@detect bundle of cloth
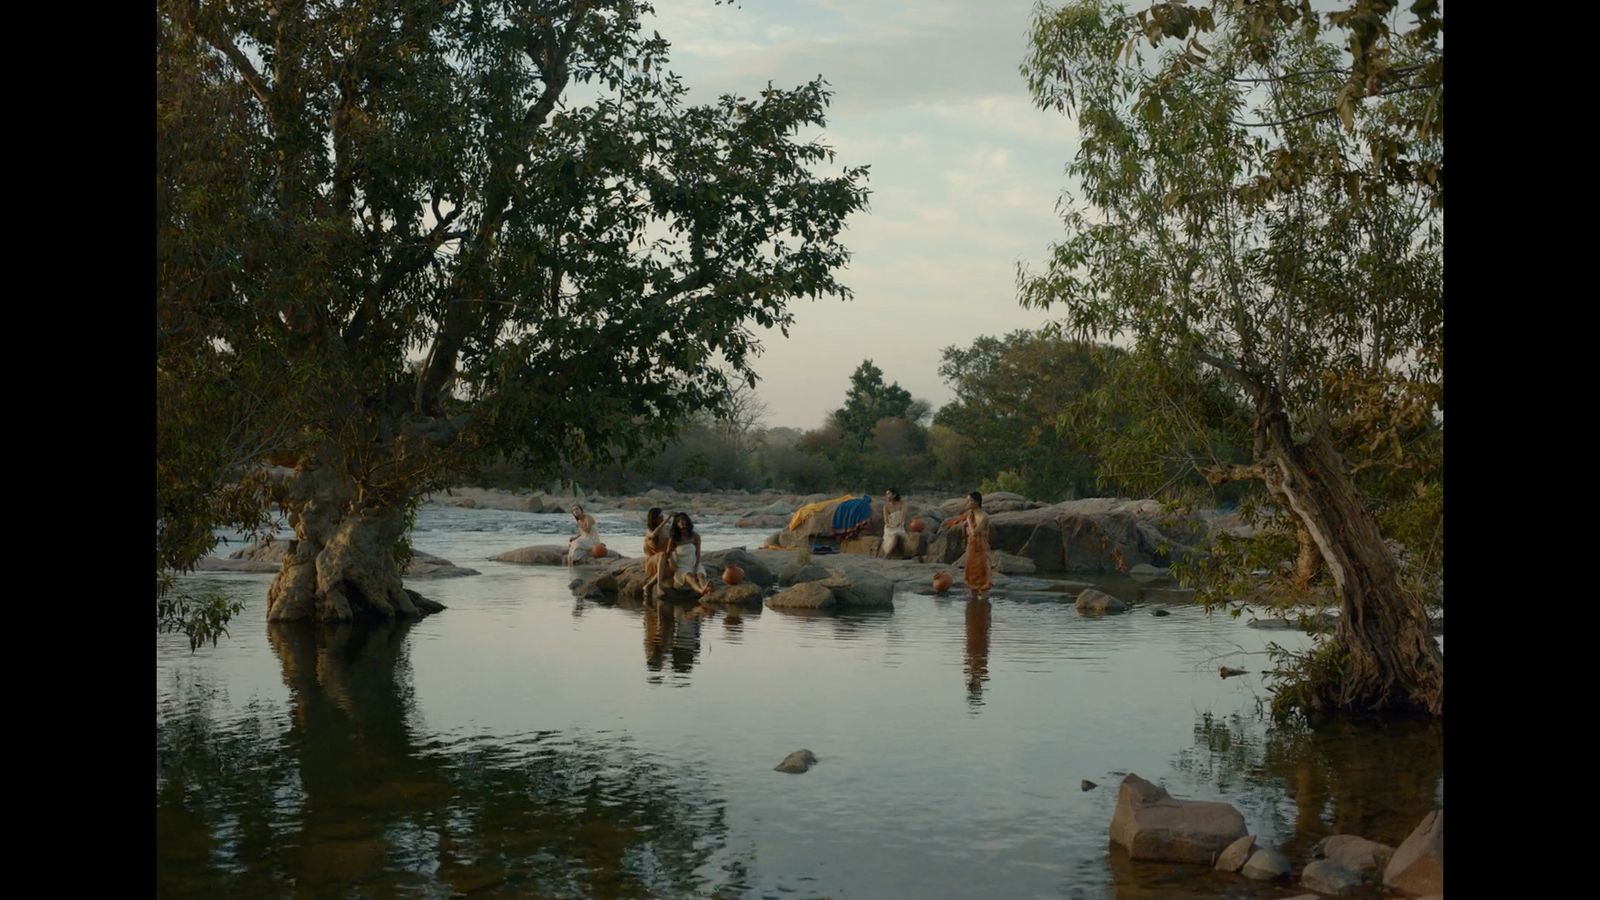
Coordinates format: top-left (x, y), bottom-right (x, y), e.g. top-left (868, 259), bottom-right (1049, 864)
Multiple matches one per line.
top-left (785, 494), bottom-right (874, 541)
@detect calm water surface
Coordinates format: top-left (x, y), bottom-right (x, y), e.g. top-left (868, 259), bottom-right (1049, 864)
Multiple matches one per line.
top-left (157, 506), bottom-right (1443, 898)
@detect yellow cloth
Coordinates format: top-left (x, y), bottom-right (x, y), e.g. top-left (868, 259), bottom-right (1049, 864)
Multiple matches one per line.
top-left (786, 493), bottom-right (857, 532)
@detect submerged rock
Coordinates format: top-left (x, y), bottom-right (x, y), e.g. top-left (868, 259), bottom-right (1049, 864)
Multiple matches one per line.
top-left (1076, 589), bottom-right (1129, 615)
top-left (774, 749), bottom-right (817, 774)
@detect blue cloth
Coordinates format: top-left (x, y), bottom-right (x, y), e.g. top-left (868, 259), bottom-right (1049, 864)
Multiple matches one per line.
top-left (831, 496), bottom-right (873, 536)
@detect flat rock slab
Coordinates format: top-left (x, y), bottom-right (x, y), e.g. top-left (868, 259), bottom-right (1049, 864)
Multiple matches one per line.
top-left (774, 749), bottom-right (817, 774)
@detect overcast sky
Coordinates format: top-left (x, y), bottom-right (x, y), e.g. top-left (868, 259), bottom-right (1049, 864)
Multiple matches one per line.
top-left (642, 0), bottom-right (1082, 429)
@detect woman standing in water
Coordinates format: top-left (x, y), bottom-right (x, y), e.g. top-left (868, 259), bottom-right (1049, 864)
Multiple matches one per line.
top-left (944, 491), bottom-right (993, 600)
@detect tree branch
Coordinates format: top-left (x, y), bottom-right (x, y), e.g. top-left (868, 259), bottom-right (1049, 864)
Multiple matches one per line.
top-left (415, 0), bottom-right (596, 413)
top-left (1230, 84), bottom-right (1433, 130)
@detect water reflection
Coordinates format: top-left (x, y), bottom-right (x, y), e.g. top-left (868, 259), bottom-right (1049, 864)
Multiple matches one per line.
top-left (1176, 711), bottom-right (1444, 858)
top-left (642, 602), bottom-right (706, 677)
top-left (964, 598), bottom-right (991, 711)
top-left (156, 620), bottom-right (745, 897)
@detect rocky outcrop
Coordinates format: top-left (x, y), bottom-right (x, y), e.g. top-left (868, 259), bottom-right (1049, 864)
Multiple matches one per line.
top-left (1109, 774), bottom-right (1248, 864)
top-left (196, 539), bottom-right (480, 578)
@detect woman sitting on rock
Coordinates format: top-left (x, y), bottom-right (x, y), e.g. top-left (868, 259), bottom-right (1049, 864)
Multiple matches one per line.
top-left (640, 507), bottom-right (675, 598)
top-left (667, 512), bottom-right (714, 598)
top-left (879, 489), bottom-right (910, 559)
top-left (943, 491), bottom-right (993, 600)
top-left (566, 505), bottom-right (600, 565)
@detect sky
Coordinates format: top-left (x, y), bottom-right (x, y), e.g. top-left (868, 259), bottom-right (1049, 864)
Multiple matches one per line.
top-left (640, 0), bottom-right (1084, 429)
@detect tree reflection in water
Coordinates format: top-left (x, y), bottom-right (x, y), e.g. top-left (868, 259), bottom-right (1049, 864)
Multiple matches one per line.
top-left (156, 620), bottom-right (748, 897)
top-left (1175, 710), bottom-right (1443, 858)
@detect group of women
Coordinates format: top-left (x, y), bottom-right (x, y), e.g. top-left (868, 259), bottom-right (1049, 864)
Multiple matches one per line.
top-left (569, 489), bottom-right (995, 602)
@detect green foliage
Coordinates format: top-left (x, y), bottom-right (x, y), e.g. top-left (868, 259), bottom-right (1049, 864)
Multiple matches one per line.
top-left (157, 0), bottom-right (869, 630)
top-left (1020, 0), bottom-right (1443, 716)
top-left (935, 329), bottom-right (1129, 501)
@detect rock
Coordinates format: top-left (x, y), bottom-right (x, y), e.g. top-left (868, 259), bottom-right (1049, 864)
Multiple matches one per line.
top-left (703, 548), bottom-right (776, 587)
top-left (490, 544), bottom-right (622, 565)
top-left (404, 551), bottom-right (481, 578)
top-left (1215, 835), bottom-right (1256, 873)
top-left (735, 514), bottom-right (791, 528)
top-left (1383, 810), bottom-right (1442, 895)
top-left (1219, 666), bottom-right (1248, 678)
top-left (1081, 779), bottom-right (1097, 792)
top-left (822, 572), bottom-right (895, 607)
top-left (1151, 608), bottom-right (1171, 617)
top-left (1108, 773), bottom-right (1248, 864)
top-left (774, 749), bottom-right (817, 774)
top-left (404, 589), bottom-right (447, 615)
top-left (766, 582), bottom-right (836, 610)
top-left (1128, 563), bottom-right (1170, 580)
top-left (1317, 835), bottom-right (1394, 879)
top-left (703, 583), bottom-right (764, 606)
top-left (778, 561), bottom-right (831, 585)
top-left (1248, 612), bottom-right (1337, 633)
top-left (1076, 588), bottom-right (1129, 615)
top-left (198, 540), bottom-right (478, 578)
top-left (953, 549), bottom-right (1037, 575)
top-left (1240, 847), bottom-right (1291, 881)
top-left (1301, 860), bottom-right (1362, 895)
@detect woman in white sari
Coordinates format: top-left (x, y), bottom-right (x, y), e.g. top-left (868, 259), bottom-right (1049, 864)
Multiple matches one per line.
top-left (879, 489), bottom-right (910, 559)
top-left (566, 505), bottom-right (600, 564)
top-left (667, 512), bottom-right (713, 598)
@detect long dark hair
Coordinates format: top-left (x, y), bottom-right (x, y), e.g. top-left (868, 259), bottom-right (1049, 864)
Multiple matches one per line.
top-left (670, 512), bottom-right (695, 543)
top-left (886, 488), bottom-right (901, 502)
top-left (968, 491), bottom-right (983, 507)
top-left (646, 507), bottom-right (665, 531)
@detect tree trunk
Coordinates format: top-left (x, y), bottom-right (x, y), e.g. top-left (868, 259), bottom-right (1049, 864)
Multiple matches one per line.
top-left (1291, 519), bottom-right (1321, 588)
top-left (1260, 415), bottom-right (1443, 716)
top-left (266, 457), bottom-right (438, 622)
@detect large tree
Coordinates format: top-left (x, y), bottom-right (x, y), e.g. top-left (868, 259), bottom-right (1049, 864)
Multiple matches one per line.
top-left (934, 329), bottom-right (1128, 501)
top-left (157, 0), bottom-right (869, 631)
top-left (1019, 0), bottom-right (1442, 717)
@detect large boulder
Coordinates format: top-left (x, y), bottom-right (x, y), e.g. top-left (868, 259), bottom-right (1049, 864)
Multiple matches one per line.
top-left (821, 572), bottom-right (895, 607)
top-left (952, 549), bottom-right (1036, 575)
top-left (1215, 835), bottom-right (1256, 873)
top-left (1383, 810), bottom-right (1442, 895)
top-left (491, 544), bottom-right (622, 566)
top-left (1317, 835), bottom-right (1394, 879)
top-left (703, 548), bottom-right (777, 588)
top-left (919, 501), bottom-right (1204, 575)
top-left (702, 583), bottom-right (764, 606)
top-left (778, 561), bottom-right (832, 585)
top-left (736, 514), bottom-right (791, 528)
top-left (937, 492), bottom-right (1041, 515)
top-left (1300, 860), bottom-right (1362, 895)
top-left (1108, 774), bottom-right (1248, 864)
top-left (1240, 847), bottom-right (1291, 881)
top-left (767, 582), bottom-right (836, 610)
top-left (196, 539), bottom-right (479, 577)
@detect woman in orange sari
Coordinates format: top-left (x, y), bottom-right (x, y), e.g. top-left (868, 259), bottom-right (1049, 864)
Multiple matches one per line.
top-left (640, 507), bottom-right (674, 600)
top-left (944, 491), bottom-right (993, 600)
